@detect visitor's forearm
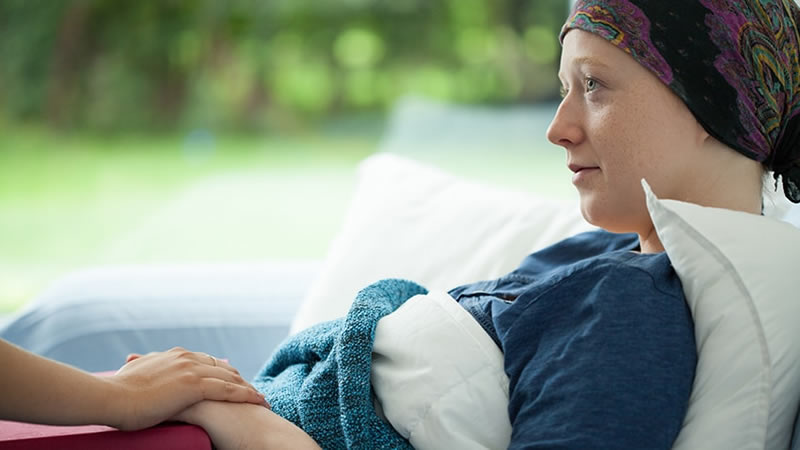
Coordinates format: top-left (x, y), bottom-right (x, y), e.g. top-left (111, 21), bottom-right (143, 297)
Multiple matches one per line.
top-left (0, 340), bottom-right (123, 426)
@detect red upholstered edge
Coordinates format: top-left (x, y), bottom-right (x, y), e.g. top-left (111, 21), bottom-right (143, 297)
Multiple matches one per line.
top-left (0, 421), bottom-right (211, 450)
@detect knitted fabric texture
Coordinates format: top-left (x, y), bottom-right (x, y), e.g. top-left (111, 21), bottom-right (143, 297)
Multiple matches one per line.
top-left (253, 278), bottom-right (428, 450)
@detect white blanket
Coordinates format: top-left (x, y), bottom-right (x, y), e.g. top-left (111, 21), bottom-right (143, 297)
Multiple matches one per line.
top-left (371, 290), bottom-right (511, 449)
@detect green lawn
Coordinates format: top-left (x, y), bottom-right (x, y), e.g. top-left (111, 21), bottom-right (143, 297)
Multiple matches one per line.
top-left (0, 121), bottom-right (573, 314)
top-left (0, 125), bottom-right (378, 313)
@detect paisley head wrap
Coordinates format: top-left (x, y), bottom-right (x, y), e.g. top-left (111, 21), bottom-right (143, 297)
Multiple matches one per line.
top-left (561, 0), bottom-right (800, 203)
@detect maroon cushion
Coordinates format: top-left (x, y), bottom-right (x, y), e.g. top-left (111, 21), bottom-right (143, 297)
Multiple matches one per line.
top-left (0, 421), bottom-right (211, 450)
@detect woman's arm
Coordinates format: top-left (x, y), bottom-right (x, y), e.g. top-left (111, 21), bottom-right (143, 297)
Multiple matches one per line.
top-left (175, 400), bottom-right (321, 450)
top-left (0, 339), bottom-right (266, 430)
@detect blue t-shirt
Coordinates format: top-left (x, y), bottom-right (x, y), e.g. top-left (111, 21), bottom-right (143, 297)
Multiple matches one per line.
top-left (448, 230), bottom-right (697, 449)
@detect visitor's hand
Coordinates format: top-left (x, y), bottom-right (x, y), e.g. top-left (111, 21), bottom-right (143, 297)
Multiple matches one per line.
top-left (175, 400), bottom-right (320, 450)
top-left (104, 347), bottom-right (267, 431)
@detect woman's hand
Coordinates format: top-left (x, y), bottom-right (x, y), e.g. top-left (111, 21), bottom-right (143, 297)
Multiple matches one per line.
top-left (0, 340), bottom-right (265, 429)
top-left (105, 347), bottom-right (267, 431)
top-left (175, 400), bottom-right (320, 450)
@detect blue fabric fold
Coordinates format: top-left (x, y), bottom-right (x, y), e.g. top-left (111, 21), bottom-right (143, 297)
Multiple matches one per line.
top-left (253, 278), bottom-right (427, 450)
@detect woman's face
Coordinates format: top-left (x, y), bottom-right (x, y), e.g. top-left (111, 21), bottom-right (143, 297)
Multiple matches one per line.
top-left (547, 30), bottom-right (709, 236)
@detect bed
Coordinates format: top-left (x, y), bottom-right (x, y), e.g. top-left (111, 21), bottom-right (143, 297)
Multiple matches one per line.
top-left (3, 97), bottom-right (800, 449)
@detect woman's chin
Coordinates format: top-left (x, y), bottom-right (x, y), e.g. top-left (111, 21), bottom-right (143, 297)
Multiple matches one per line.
top-left (579, 202), bottom-right (622, 233)
top-left (577, 196), bottom-right (602, 226)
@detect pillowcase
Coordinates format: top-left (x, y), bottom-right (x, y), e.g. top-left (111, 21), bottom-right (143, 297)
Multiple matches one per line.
top-left (289, 153), bottom-right (594, 334)
top-left (643, 180), bottom-right (800, 450)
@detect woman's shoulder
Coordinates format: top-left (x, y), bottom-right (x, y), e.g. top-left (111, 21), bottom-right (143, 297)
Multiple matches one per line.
top-left (512, 230), bottom-right (677, 290)
top-left (493, 246), bottom-right (688, 339)
top-left (449, 230), bottom-right (674, 301)
top-left (495, 249), bottom-right (694, 370)
top-left (498, 254), bottom-right (697, 450)
top-left (517, 250), bottom-right (683, 312)
top-left (528, 229), bottom-right (640, 264)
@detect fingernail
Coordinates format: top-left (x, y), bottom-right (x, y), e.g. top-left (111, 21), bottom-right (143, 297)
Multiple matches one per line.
top-left (257, 392), bottom-right (270, 409)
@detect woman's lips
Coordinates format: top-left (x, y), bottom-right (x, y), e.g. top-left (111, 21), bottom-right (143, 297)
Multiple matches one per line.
top-left (568, 164), bottom-right (600, 184)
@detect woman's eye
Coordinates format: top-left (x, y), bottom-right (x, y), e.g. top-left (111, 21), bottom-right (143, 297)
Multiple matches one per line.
top-left (586, 78), bottom-right (598, 92)
top-left (559, 86), bottom-right (568, 98)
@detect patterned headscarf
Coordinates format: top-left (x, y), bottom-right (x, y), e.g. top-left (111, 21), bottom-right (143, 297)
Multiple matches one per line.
top-left (561, 0), bottom-right (800, 203)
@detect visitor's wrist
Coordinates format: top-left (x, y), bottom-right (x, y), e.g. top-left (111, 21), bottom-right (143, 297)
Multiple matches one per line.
top-left (95, 375), bottom-right (130, 430)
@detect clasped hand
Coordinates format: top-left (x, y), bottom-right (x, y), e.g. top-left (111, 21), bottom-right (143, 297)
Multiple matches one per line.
top-left (110, 347), bottom-right (268, 431)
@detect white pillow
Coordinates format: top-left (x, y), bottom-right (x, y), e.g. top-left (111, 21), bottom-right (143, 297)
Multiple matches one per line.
top-left (643, 180), bottom-right (800, 450)
top-left (289, 153), bottom-right (593, 334)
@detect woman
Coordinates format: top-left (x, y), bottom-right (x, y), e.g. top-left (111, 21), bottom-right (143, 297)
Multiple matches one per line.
top-left (173, 0), bottom-right (800, 448)
top-left (0, 340), bottom-right (267, 431)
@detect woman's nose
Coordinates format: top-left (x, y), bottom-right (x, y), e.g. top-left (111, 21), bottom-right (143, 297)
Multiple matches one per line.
top-left (546, 97), bottom-right (583, 149)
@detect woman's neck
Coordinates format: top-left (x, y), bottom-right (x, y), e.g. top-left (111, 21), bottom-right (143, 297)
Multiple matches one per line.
top-left (682, 142), bottom-right (764, 215)
top-left (639, 228), bottom-right (665, 254)
top-left (637, 156), bottom-right (763, 254)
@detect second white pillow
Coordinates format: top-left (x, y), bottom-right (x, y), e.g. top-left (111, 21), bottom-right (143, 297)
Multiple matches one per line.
top-left (290, 154), bottom-right (593, 334)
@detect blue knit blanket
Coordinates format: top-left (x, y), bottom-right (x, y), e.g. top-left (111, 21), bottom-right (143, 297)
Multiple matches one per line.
top-left (252, 279), bottom-right (428, 450)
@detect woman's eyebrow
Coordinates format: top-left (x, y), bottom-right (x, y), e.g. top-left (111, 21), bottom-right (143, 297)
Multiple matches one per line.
top-left (558, 56), bottom-right (611, 82)
top-left (571, 56), bottom-right (611, 71)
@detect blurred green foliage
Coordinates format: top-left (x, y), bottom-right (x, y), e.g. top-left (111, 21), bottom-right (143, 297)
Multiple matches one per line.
top-left (0, 0), bottom-right (567, 131)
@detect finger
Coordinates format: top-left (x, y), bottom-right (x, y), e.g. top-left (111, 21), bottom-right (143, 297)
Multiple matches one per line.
top-left (199, 378), bottom-right (269, 406)
top-left (210, 357), bottom-right (239, 374)
top-left (191, 364), bottom-right (258, 392)
top-left (192, 352), bottom-right (240, 376)
top-left (190, 365), bottom-right (265, 402)
top-left (126, 353), bottom-right (142, 363)
top-left (177, 350), bottom-right (239, 375)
